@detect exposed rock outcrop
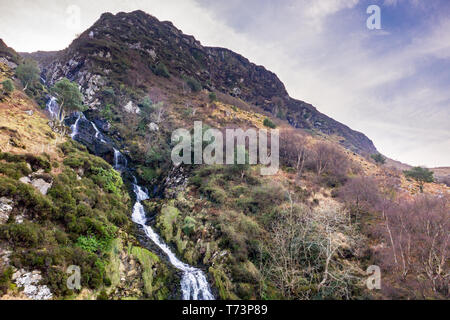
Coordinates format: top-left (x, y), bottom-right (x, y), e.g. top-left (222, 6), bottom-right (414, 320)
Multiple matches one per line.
top-left (12, 269), bottom-right (53, 300)
top-left (19, 171), bottom-right (53, 196)
top-left (65, 113), bottom-right (115, 163)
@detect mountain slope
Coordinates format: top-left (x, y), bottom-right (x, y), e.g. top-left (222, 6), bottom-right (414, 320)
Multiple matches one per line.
top-left (3, 10), bottom-right (447, 300)
top-left (29, 10), bottom-right (376, 154)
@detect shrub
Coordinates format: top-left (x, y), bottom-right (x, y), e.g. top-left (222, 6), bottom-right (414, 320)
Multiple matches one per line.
top-left (263, 118), bottom-right (276, 129)
top-left (371, 153), bottom-right (386, 165)
top-left (203, 185), bottom-right (227, 204)
top-left (311, 142), bottom-right (350, 187)
top-left (2, 79), bottom-right (14, 96)
top-left (338, 175), bottom-right (380, 217)
top-left (209, 92), bottom-right (217, 102)
top-left (0, 222), bottom-right (40, 247)
top-left (15, 60), bottom-right (40, 90)
top-left (0, 267), bottom-right (13, 295)
top-left (138, 96), bottom-right (153, 113)
top-left (91, 167), bottom-right (123, 196)
top-left (182, 216), bottom-right (196, 236)
top-left (97, 289), bottom-right (109, 300)
top-left (153, 62), bottom-right (170, 78)
top-left (0, 160), bottom-right (31, 179)
top-left (404, 166), bottom-right (434, 192)
top-left (185, 76), bottom-right (202, 92)
top-left (0, 152), bottom-right (51, 173)
top-left (374, 194), bottom-right (449, 298)
top-left (76, 235), bottom-right (109, 254)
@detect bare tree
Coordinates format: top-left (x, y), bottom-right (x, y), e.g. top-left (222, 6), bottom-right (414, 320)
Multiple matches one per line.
top-left (280, 129), bottom-right (310, 177)
top-left (375, 194), bottom-right (449, 298)
top-left (261, 193), bottom-right (362, 299)
top-left (311, 141), bottom-right (349, 178)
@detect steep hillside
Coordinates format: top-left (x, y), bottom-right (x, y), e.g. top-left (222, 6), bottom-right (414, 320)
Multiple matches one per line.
top-left (0, 39), bottom-right (22, 69)
top-left (0, 63), bottom-right (177, 300)
top-left (29, 10), bottom-right (376, 154)
top-left (1, 10), bottom-right (447, 300)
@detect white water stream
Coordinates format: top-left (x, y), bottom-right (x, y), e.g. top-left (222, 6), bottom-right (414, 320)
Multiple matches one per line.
top-left (68, 106), bottom-right (214, 300)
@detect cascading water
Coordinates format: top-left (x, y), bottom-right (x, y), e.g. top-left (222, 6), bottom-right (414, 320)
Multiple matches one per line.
top-left (91, 122), bottom-right (107, 143)
top-left (70, 113), bottom-right (82, 139)
top-left (113, 148), bottom-right (127, 169)
top-left (70, 113), bottom-right (214, 300)
top-left (46, 97), bottom-right (60, 120)
top-left (130, 182), bottom-right (214, 300)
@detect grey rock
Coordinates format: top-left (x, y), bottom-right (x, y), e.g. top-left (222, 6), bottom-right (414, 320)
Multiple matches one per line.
top-left (148, 122), bottom-right (159, 131)
top-left (13, 269), bottom-right (53, 300)
top-left (0, 197), bottom-right (13, 224)
top-left (19, 176), bottom-right (31, 184)
top-left (123, 101), bottom-right (140, 114)
top-left (31, 178), bottom-right (52, 195)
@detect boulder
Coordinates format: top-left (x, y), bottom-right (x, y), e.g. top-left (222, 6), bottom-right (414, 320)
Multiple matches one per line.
top-left (123, 101), bottom-right (140, 114)
top-left (19, 176), bottom-right (31, 184)
top-left (31, 178), bottom-right (52, 195)
top-left (12, 269), bottom-right (53, 300)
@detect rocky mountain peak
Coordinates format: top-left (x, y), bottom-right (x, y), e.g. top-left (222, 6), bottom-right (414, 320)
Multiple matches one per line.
top-left (26, 10), bottom-right (376, 154)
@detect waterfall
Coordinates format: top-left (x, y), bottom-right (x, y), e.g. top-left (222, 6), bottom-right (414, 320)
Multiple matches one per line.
top-left (91, 122), bottom-right (107, 143)
top-left (70, 113), bottom-right (82, 139)
top-left (68, 112), bottom-right (214, 300)
top-left (46, 97), bottom-right (60, 120)
top-left (113, 148), bottom-right (127, 169)
top-left (131, 183), bottom-right (214, 300)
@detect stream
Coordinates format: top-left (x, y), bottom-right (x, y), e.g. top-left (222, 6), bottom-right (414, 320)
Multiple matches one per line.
top-left (46, 99), bottom-right (214, 300)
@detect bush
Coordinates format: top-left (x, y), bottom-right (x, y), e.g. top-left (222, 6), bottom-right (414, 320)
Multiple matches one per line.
top-left (15, 60), bottom-right (40, 90)
top-left (0, 160), bottom-right (32, 179)
top-left (404, 166), bottom-right (434, 192)
top-left (0, 222), bottom-right (40, 247)
top-left (138, 96), bottom-right (153, 112)
top-left (153, 62), bottom-right (170, 78)
top-left (185, 76), bottom-right (202, 92)
top-left (2, 79), bottom-right (14, 96)
top-left (263, 118), bottom-right (276, 129)
top-left (0, 267), bottom-right (13, 295)
top-left (182, 216), bottom-right (196, 236)
top-left (76, 235), bottom-right (110, 254)
top-left (0, 152), bottom-right (51, 173)
top-left (91, 167), bottom-right (123, 196)
top-left (209, 92), bottom-right (217, 102)
top-left (97, 289), bottom-right (109, 300)
top-left (370, 153), bottom-right (386, 165)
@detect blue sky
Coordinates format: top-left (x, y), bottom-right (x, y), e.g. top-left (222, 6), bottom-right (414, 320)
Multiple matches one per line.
top-left (0, 0), bottom-right (449, 166)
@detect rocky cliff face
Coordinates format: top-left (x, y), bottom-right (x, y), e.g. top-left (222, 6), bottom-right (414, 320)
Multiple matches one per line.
top-left (0, 39), bottom-right (21, 69)
top-left (27, 10), bottom-right (376, 154)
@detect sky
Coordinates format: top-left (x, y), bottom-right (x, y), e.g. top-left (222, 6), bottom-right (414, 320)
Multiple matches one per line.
top-left (0, 0), bottom-right (449, 167)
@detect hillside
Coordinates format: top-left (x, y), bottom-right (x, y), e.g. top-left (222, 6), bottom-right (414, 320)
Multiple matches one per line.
top-left (0, 63), bottom-right (177, 300)
top-left (0, 10), bottom-right (448, 301)
top-left (29, 10), bottom-right (376, 155)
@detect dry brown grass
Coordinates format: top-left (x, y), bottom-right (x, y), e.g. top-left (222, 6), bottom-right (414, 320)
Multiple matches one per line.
top-left (0, 63), bottom-right (65, 170)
